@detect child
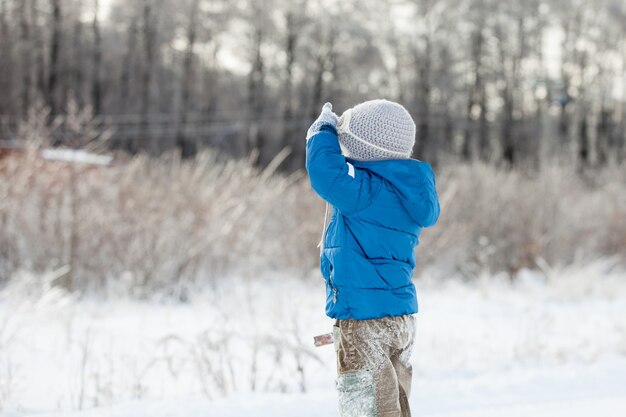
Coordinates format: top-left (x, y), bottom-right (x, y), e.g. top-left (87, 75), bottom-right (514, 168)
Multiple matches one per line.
top-left (305, 100), bottom-right (440, 417)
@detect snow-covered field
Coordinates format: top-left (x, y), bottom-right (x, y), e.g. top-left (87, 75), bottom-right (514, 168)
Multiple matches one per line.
top-left (1, 260), bottom-right (625, 416)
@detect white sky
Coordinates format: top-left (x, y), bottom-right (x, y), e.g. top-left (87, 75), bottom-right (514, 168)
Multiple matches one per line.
top-left (543, 26), bottom-right (564, 80)
top-left (98, 0), bottom-right (114, 20)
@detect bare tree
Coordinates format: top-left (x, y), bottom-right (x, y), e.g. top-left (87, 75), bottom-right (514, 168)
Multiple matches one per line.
top-left (176, 0), bottom-right (201, 158)
top-left (0, 0), bottom-right (14, 115)
top-left (280, 1), bottom-right (307, 170)
top-left (19, 0), bottom-right (35, 115)
top-left (48, 0), bottom-right (63, 116)
top-left (70, 0), bottom-right (85, 107)
top-left (244, 0), bottom-right (274, 163)
top-left (412, 0), bottom-right (434, 163)
top-left (92, 0), bottom-right (103, 115)
top-left (120, 14), bottom-right (138, 116)
top-left (495, 3), bottom-right (529, 166)
top-left (140, 0), bottom-right (160, 154)
top-left (463, 0), bottom-right (489, 161)
top-left (31, 0), bottom-right (47, 103)
top-left (621, 30), bottom-right (626, 163)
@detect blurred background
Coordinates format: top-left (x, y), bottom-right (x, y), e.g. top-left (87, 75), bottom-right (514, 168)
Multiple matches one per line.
top-left (0, 0), bottom-right (625, 416)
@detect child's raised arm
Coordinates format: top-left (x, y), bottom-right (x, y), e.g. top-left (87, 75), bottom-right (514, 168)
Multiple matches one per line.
top-left (305, 103), bottom-right (381, 215)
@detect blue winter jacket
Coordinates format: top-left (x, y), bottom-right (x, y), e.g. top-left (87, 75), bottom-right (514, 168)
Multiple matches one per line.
top-left (305, 125), bottom-right (440, 320)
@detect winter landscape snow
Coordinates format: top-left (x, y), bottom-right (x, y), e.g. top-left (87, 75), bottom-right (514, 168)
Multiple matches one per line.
top-left (1, 0), bottom-right (626, 415)
top-left (1, 260), bottom-right (625, 417)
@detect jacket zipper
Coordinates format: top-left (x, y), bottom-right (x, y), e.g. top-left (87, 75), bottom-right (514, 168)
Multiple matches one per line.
top-left (329, 273), bottom-right (338, 304)
top-left (320, 203), bottom-right (336, 304)
top-left (328, 260), bottom-right (337, 304)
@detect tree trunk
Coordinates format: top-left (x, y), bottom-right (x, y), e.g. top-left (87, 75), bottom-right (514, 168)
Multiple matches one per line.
top-left (495, 22), bottom-right (513, 165)
top-left (414, 35), bottom-right (432, 163)
top-left (71, 0), bottom-right (84, 107)
top-left (120, 16), bottom-right (137, 114)
top-left (31, 0), bottom-right (47, 103)
top-left (558, 19), bottom-right (573, 144)
top-left (463, 20), bottom-right (486, 161)
top-left (281, 9), bottom-right (300, 170)
top-left (0, 0), bottom-right (13, 115)
top-left (413, 0), bottom-right (434, 164)
top-left (48, 0), bottom-right (62, 116)
top-left (303, 29), bottom-right (335, 168)
top-left (19, 0), bottom-right (34, 116)
top-left (177, 0), bottom-right (200, 158)
top-left (596, 104), bottom-right (610, 166)
top-left (532, 2), bottom-right (547, 169)
top-left (575, 39), bottom-right (589, 169)
top-left (309, 30), bottom-right (336, 118)
top-left (615, 37), bottom-right (626, 164)
top-left (247, 25), bottom-right (265, 162)
top-left (435, 44), bottom-right (454, 154)
top-left (92, 0), bottom-right (103, 115)
top-left (513, 15), bottom-right (528, 164)
top-left (499, 14), bottom-right (527, 167)
top-left (141, 0), bottom-right (157, 154)
top-left (119, 15), bottom-right (138, 152)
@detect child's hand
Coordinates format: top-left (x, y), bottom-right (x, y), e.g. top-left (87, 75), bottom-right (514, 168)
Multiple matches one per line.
top-left (306, 102), bottom-right (339, 140)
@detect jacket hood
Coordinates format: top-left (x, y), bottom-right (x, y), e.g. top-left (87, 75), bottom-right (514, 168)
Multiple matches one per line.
top-left (347, 158), bottom-right (440, 226)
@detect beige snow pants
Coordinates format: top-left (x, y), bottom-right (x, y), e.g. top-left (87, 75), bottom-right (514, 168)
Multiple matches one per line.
top-left (333, 315), bottom-right (416, 417)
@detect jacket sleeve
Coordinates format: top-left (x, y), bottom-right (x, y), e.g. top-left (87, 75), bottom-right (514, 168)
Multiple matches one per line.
top-left (417, 163), bottom-right (440, 227)
top-left (419, 183), bottom-right (440, 228)
top-left (305, 126), bottom-right (380, 215)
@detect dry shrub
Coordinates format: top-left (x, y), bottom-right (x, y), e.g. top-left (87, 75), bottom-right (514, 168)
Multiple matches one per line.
top-left (0, 143), bottom-right (323, 294)
top-left (1, 131), bottom-right (624, 293)
top-left (417, 159), bottom-right (626, 279)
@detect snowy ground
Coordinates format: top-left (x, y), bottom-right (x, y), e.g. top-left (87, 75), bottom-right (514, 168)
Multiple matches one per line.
top-left (1, 260), bottom-right (625, 416)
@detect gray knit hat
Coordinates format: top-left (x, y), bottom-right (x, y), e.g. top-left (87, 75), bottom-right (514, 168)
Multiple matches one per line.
top-left (337, 99), bottom-right (416, 161)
